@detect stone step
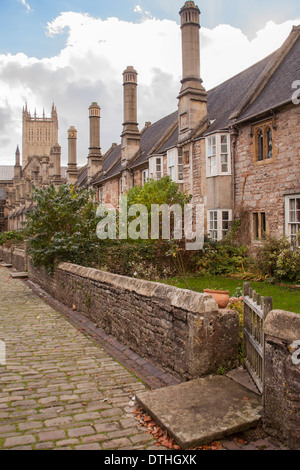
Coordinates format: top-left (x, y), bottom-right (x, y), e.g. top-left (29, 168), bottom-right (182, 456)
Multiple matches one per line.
top-left (10, 272), bottom-right (28, 279)
top-left (0, 263), bottom-right (12, 267)
top-left (136, 374), bottom-right (262, 449)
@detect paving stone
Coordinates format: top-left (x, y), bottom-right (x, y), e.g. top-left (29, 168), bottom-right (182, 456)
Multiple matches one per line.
top-left (68, 426), bottom-right (95, 438)
top-left (38, 430), bottom-right (66, 442)
top-left (3, 434), bottom-right (36, 448)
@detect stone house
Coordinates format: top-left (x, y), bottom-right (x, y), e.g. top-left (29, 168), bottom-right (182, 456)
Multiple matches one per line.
top-left (86, 1), bottom-right (300, 248)
top-left (2, 1), bottom-right (300, 248)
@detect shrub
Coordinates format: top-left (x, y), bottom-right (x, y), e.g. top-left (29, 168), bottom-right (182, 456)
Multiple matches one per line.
top-left (25, 184), bottom-right (101, 271)
top-left (195, 238), bottom-right (249, 276)
top-left (0, 230), bottom-right (25, 247)
top-left (256, 236), bottom-right (300, 281)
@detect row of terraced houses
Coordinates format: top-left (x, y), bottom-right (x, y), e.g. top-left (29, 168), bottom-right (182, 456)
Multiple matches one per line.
top-left (0, 1), bottom-right (299, 248)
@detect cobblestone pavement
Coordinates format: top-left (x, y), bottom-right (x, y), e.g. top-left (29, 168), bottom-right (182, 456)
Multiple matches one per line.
top-left (0, 267), bottom-right (289, 451)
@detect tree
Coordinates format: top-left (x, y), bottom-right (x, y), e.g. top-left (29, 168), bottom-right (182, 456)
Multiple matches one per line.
top-left (25, 184), bottom-right (100, 270)
top-left (125, 176), bottom-right (192, 241)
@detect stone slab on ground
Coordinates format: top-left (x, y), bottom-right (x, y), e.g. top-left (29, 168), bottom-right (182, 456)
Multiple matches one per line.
top-left (0, 263), bottom-right (12, 267)
top-left (10, 271), bottom-right (28, 278)
top-left (226, 367), bottom-right (261, 396)
top-left (136, 375), bottom-right (263, 449)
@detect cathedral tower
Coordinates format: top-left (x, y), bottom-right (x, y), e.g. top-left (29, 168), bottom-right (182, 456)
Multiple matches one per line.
top-left (22, 103), bottom-right (59, 168)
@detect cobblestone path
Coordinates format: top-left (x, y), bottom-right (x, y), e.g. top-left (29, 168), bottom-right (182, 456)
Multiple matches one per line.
top-left (0, 267), bottom-right (158, 450)
top-left (0, 267), bottom-right (289, 451)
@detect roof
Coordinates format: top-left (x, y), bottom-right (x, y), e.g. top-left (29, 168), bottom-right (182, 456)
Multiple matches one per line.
top-left (0, 166), bottom-right (14, 181)
top-left (204, 53), bottom-right (275, 133)
top-left (237, 32), bottom-right (300, 122)
top-left (92, 26), bottom-right (300, 184)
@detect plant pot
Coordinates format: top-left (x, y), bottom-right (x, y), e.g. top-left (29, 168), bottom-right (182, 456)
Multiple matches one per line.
top-left (204, 289), bottom-right (230, 309)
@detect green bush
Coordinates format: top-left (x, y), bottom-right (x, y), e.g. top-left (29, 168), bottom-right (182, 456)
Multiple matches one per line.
top-left (256, 236), bottom-right (300, 281)
top-left (195, 238), bottom-right (249, 276)
top-left (0, 230), bottom-right (25, 247)
top-left (25, 184), bottom-right (101, 271)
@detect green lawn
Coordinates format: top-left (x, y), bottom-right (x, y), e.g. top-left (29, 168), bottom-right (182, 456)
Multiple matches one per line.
top-left (162, 275), bottom-right (300, 314)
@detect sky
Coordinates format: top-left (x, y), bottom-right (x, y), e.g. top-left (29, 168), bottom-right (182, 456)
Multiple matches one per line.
top-left (0, 0), bottom-right (299, 166)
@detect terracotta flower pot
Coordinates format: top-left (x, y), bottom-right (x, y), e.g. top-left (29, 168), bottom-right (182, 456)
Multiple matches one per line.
top-left (204, 289), bottom-right (230, 309)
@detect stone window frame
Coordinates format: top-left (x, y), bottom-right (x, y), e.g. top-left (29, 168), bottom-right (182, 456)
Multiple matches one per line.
top-left (252, 211), bottom-right (267, 241)
top-left (252, 120), bottom-right (275, 165)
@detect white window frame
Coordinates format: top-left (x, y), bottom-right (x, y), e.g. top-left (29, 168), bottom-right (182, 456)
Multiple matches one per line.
top-left (285, 195), bottom-right (300, 246)
top-left (142, 169), bottom-right (149, 186)
top-left (207, 209), bottom-right (232, 241)
top-left (167, 148), bottom-right (184, 183)
top-left (149, 156), bottom-right (163, 180)
top-left (206, 133), bottom-right (231, 177)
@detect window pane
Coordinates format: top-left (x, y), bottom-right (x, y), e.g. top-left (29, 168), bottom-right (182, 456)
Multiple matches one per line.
top-left (221, 154), bottom-right (228, 173)
top-left (267, 129), bottom-right (273, 159)
top-left (261, 212), bottom-right (266, 238)
top-left (221, 135), bottom-right (228, 153)
top-left (258, 131), bottom-right (264, 161)
top-left (253, 213), bottom-right (259, 239)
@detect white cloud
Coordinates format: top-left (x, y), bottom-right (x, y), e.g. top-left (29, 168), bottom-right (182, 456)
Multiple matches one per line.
top-left (19, 0), bottom-right (31, 12)
top-left (0, 13), bottom-right (299, 166)
top-left (134, 5), bottom-right (143, 14)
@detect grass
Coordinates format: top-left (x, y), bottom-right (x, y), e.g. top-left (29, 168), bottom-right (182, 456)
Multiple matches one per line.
top-left (162, 274), bottom-right (300, 314)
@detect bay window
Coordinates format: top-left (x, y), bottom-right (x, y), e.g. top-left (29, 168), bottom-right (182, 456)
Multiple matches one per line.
top-left (206, 133), bottom-right (231, 177)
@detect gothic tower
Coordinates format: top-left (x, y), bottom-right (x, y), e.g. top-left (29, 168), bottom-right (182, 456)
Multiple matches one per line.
top-left (22, 103), bottom-right (59, 168)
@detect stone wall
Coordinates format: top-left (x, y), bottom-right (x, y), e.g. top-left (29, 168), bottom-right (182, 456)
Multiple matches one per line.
top-left (28, 261), bottom-right (239, 381)
top-left (263, 310), bottom-right (300, 450)
top-left (12, 248), bottom-right (27, 272)
top-left (2, 246), bottom-right (12, 264)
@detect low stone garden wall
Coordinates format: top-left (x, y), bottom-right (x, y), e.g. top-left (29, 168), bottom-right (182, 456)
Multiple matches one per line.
top-left (1, 245), bottom-right (27, 271)
top-left (28, 261), bottom-right (240, 381)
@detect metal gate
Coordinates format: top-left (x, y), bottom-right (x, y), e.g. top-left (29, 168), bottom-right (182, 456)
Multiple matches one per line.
top-left (243, 282), bottom-right (273, 395)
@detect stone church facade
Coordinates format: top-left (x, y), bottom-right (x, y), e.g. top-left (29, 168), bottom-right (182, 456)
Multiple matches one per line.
top-left (1, 1), bottom-right (300, 247)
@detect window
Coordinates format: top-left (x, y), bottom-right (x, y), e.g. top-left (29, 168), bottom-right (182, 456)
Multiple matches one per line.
top-left (253, 212), bottom-right (266, 240)
top-left (252, 121), bottom-right (274, 163)
top-left (168, 150), bottom-right (175, 181)
top-left (119, 178), bottom-right (123, 196)
top-left (206, 134), bottom-right (231, 177)
top-left (178, 151), bottom-right (184, 182)
top-left (0, 207), bottom-right (4, 219)
top-left (208, 209), bottom-right (232, 241)
top-left (209, 211), bottom-right (218, 242)
top-left (142, 169), bottom-right (148, 186)
top-left (285, 195), bottom-right (300, 246)
top-left (222, 211), bottom-right (230, 239)
top-left (207, 136), bottom-right (217, 176)
top-left (167, 148), bottom-right (184, 183)
top-left (98, 186), bottom-right (103, 204)
top-left (149, 157), bottom-right (162, 180)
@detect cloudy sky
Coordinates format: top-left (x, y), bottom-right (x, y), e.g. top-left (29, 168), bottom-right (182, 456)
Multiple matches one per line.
top-left (0, 0), bottom-right (300, 166)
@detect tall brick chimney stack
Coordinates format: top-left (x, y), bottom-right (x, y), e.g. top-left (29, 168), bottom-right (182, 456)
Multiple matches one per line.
top-left (88, 102), bottom-right (102, 182)
top-left (177, 1), bottom-right (207, 142)
top-left (67, 126), bottom-right (78, 184)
